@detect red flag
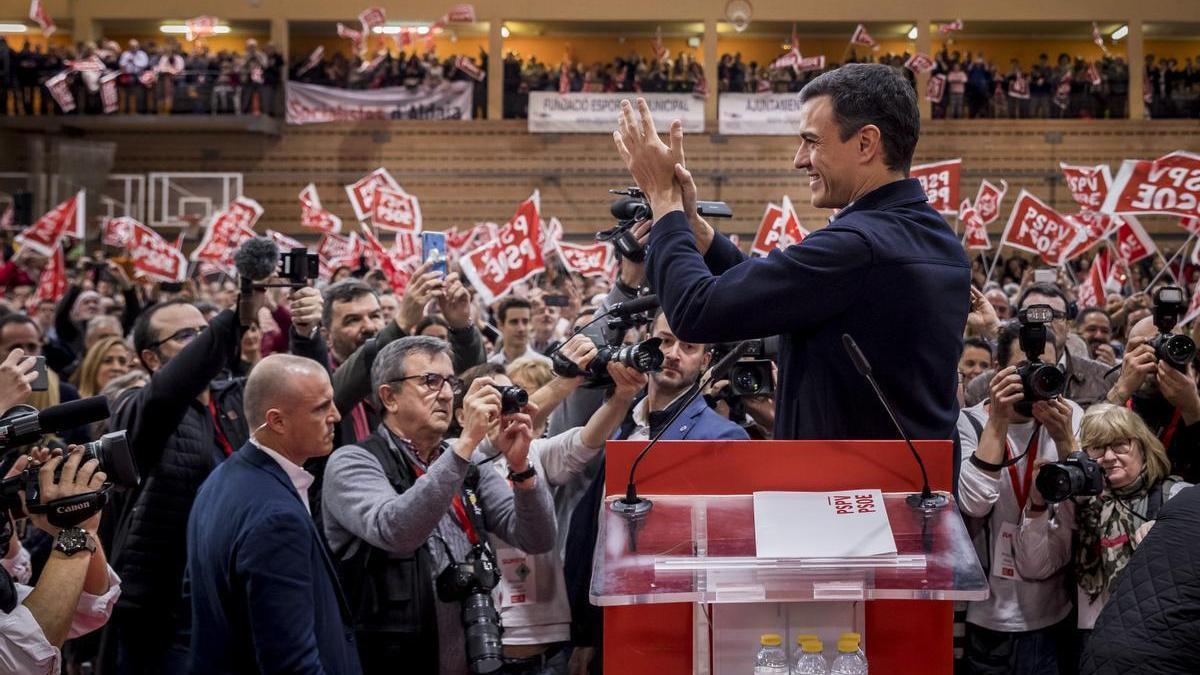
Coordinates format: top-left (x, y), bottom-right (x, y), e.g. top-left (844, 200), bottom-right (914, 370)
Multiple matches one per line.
top-left (925, 74), bottom-right (946, 104)
top-left (1076, 249), bottom-right (1108, 310)
top-left (973, 179), bottom-right (1008, 225)
top-left (100, 72), bottom-right (119, 113)
top-left (344, 168), bottom-right (402, 223)
top-left (999, 189), bottom-right (1085, 266)
top-left (17, 191), bottom-right (85, 257)
top-left (357, 7), bottom-right (386, 33)
top-left (128, 219), bottom-right (188, 282)
top-left (555, 241), bottom-right (613, 278)
top-left (360, 223), bottom-right (412, 294)
top-left (68, 56), bottom-right (105, 73)
top-left (447, 4), bottom-right (476, 22)
top-left (1184, 278), bottom-right (1200, 326)
top-left (44, 72), bottom-right (75, 113)
top-left (338, 22), bottom-right (365, 53)
top-left (558, 64), bottom-right (571, 94)
top-left (371, 187), bottom-right (423, 233)
top-left (459, 192), bottom-right (545, 304)
top-left (1008, 72), bottom-right (1030, 99)
top-left (1180, 216), bottom-right (1200, 236)
top-left (296, 46), bottom-right (325, 77)
top-left (1063, 210), bottom-right (1117, 261)
top-left (185, 15), bottom-right (218, 42)
top-left (101, 216), bottom-right (135, 248)
top-left (750, 196), bottom-right (807, 257)
top-left (850, 24), bottom-right (877, 48)
top-left (910, 159), bottom-right (961, 215)
top-left (455, 56), bottom-right (485, 82)
top-left (33, 246), bottom-right (66, 306)
top-left (939, 19), bottom-right (964, 34)
top-left (1086, 62), bottom-right (1102, 87)
top-left (318, 232), bottom-right (364, 279)
top-left (299, 183), bottom-right (343, 234)
top-left (1092, 22), bottom-right (1110, 56)
top-left (1060, 162), bottom-right (1113, 212)
top-left (191, 198), bottom-right (263, 268)
top-left (905, 53), bottom-right (936, 74)
top-left (1103, 151), bottom-right (1200, 219)
top-left (960, 199), bottom-right (990, 251)
top-left (796, 55), bottom-right (826, 72)
top-left (1114, 215), bottom-right (1156, 265)
top-left (653, 26), bottom-right (669, 62)
top-left (28, 0), bottom-right (55, 37)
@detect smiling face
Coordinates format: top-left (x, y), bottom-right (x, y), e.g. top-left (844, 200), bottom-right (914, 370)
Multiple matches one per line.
top-left (794, 95), bottom-right (865, 209)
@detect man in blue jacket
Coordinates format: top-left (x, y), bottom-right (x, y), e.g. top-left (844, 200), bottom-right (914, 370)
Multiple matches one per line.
top-left (184, 354), bottom-right (361, 675)
top-left (614, 63), bottom-right (970, 442)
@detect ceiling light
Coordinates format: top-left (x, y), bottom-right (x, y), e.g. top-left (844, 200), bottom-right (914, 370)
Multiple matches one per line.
top-left (160, 24), bottom-right (231, 35)
top-left (907, 25), bottom-right (918, 40)
top-left (1111, 24), bottom-right (1128, 41)
top-left (0, 23), bottom-right (28, 33)
top-left (501, 25), bottom-right (510, 38)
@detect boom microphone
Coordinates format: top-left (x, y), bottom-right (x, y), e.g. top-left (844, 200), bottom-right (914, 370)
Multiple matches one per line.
top-left (841, 334), bottom-right (946, 509)
top-left (608, 294), bottom-right (659, 317)
top-left (0, 396), bottom-right (112, 449)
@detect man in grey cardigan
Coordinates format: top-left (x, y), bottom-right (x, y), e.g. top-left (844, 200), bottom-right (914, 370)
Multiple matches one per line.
top-left (322, 336), bottom-right (556, 675)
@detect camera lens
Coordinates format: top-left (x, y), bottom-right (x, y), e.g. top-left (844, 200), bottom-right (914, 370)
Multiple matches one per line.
top-left (1033, 463), bottom-right (1082, 503)
top-left (614, 340), bottom-right (665, 373)
top-left (80, 431), bottom-right (140, 490)
top-left (1160, 334), bottom-right (1196, 369)
top-left (492, 385), bottom-right (528, 415)
top-left (461, 592), bottom-right (504, 674)
top-left (1026, 363), bottom-right (1066, 400)
top-left (732, 367), bottom-right (763, 395)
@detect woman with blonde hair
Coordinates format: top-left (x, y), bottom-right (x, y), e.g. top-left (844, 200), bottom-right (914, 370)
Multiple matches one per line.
top-left (70, 335), bottom-right (133, 399)
top-left (1017, 403), bottom-right (1190, 636)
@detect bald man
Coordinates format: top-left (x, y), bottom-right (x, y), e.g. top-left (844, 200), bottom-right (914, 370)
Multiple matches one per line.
top-left (183, 355), bottom-right (362, 674)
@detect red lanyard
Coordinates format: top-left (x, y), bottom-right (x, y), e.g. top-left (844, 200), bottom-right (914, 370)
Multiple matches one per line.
top-left (208, 398), bottom-right (234, 457)
top-left (1126, 399), bottom-right (1183, 449)
top-left (410, 461), bottom-right (480, 545)
top-left (1006, 424), bottom-right (1041, 511)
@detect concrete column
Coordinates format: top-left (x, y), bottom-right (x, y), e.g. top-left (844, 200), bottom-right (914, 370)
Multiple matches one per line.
top-left (270, 18), bottom-right (289, 61)
top-left (703, 19), bottom-right (718, 129)
top-left (487, 20), bottom-right (503, 120)
top-left (1127, 18), bottom-right (1144, 119)
top-left (916, 18), bottom-right (932, 120)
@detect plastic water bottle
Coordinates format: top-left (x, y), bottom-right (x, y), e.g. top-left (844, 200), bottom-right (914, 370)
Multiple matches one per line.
top-left (830, 638), bottom-right (867, 675)
top-left (839, 632), bottom-right (867, 668)
top-left (793, 639), bottom-right (829, 674)
top-left (754, 634), bottom-right (789, 674)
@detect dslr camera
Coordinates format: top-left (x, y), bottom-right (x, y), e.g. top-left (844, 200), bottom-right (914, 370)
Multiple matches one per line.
top-left (0, 431), bottom-right (140, 524)
top-left (436, 544), bottom-right (504, 674)
top-left (1034, 450), bottom-right (1105, 503)
top-left (709, 338), bottom-right (778, 400)
top-left (551, 336), bottom-right (664, 388)
top-left (491, 385), bottom-right (528, 415)
top-left (599, 187), bottom-right (732, 263)
top-left (1014, 305), bottom-right (1067, 416)
top-left (1148, 285), bottom-right (1196, 372)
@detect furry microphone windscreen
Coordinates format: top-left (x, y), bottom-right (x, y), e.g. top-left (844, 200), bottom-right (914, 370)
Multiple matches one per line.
top-left (233, 237), bottom-right (280, 281)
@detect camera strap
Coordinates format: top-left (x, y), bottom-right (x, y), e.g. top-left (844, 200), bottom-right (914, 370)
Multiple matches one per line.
top-left (1126, 399), bottom-right (1183, 449)
top-left (32, 486), bottom-right (110, 529)
top-left (1005, 423), bottom-right (1041, 512)
top-left (410, 461), bottom-right (484, 546)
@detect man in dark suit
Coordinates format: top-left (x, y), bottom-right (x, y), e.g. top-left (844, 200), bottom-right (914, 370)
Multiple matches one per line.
top-left (184, 354), bottom-right (361, 675)
top-left (614, 63), bottom-right (971, 442)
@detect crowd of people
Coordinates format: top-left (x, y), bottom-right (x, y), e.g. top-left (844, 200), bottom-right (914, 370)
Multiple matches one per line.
top-left (0, 36), bottom-right (284, 117)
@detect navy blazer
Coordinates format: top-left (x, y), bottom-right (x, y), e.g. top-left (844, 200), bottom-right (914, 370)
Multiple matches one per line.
top-left (648, 178), bottom-right (970, 442)
top-left (184, 442), bottom-right (362, 675)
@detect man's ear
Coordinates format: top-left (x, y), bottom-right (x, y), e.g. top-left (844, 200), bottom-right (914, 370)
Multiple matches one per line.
top-left (858, 124), bottom-right (883, 164)
top-left (140, 349), bottom-right (161, 373)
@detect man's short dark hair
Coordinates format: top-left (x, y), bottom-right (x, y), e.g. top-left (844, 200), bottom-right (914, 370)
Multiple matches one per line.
top-left (415, 315), bottom-right (450, 336)
top-left (798, 63), bottom-right (920, 174)
top-left (0, 313), bottom-right (39, 338)
top-left (132, 300), bottom-right (194, 367)
top-left (1076, 307), bottom-right (1111, 327)
top-left (496, 297), bottom-right (532, 325)
top-left (1018, 283), bottom-right (1068, 311)
top-left (963, 337), bottom-right (993, 359)
top-left (321, 280), bottom-right (378, 329)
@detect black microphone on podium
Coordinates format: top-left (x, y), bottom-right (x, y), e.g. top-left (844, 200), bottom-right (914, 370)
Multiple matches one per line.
top-left (612, 340), bottom-right (753, 548)
top-left (842, 334), bottom-right (947, 509)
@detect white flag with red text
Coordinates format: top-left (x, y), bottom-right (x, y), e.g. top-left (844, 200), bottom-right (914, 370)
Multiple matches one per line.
top-left (344, 168), bottom-right (402, 223)
top-left (28, 0), bottom-right (55, 37)
top-left (556, 241), bottom-right (613, 278)
top-left (850, 24), bottom-right (876, 48)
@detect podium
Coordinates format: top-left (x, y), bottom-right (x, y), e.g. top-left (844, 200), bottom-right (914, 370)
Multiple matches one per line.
top-left (594, 440), bottom-right (988, 674)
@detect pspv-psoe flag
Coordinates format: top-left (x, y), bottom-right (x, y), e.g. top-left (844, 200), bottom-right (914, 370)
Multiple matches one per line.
top-left (1103, 151), bottom-right (1200, 218)
top-left (129, 219), bottom-right (188, 283)
top-left (910, 159), bottom-right (961, 215)
top-left (999, 190), bottom-right (1084, 266)
top-left (1113, 215), bottom-right (1156, 265)
top-left (555, 241), bottom-right (612, 278)
top-left (16, 190), bottom-right (85, 257)
top-left (973, 179), bottom-right (1008, 225)
top-left (459, 192), bottom-right (545, 304)
top-left (1060, 162), bottom-right (1113, 212)
top-left (959, 199), bottom-right (990, 250)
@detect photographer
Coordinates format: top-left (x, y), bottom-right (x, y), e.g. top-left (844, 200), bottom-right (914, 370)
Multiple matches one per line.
top-left (0, 448), bottom-right (120, 675)
top-left (456, 355), bottom-right (644, 674)
top-left (956, 320), bottom-right (1082, 674)
top-left (1105, 315), bottom-right (1200, 483)
top-left (1014, 404), bottom-right (1188, 646)
top-left (321, 336), bottom-right (555, 675)
top-left (100, 285), bottom-right (327, 674)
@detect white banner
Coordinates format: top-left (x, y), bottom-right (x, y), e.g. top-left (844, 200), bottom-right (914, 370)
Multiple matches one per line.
top-left (719, 93), bottom-right (803, 135)
top-left (528, 92), bottom-right (704, 134)
top-left (286, 81), bottom-right (473, 125)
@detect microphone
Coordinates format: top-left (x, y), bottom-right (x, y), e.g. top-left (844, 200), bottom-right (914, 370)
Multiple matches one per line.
top-left (612, 340), bottom-right (754, 543)
top-left (607, 294), bottom-right (659, 317)
top-left (0, 396), bottom-right (112, 449)
top-left (841, 334), bottom-right (946, 509)
top-left (234, 237), bottom-right (280, 326)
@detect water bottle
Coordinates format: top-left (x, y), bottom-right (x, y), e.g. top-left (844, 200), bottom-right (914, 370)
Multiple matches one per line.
top-left (793, 639), bottom-right (829, 675)
top-left (839, 632), bottom-right (867, 668)
top-left (829, 638), bottom-right (867, 675)
top-left (754, 633), bottom-right (789, 675)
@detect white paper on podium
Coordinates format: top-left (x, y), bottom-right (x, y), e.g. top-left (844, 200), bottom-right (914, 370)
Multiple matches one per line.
top-left (753, 490), bottom-right (898, 558)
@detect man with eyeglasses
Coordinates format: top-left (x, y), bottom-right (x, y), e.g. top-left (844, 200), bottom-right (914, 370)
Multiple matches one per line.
top-left (100, 287), bottom-right (329, 674)
top-left (965, 283), bottom-right (1114, 409)
top-left (322, 336), bottom-right (556, 675)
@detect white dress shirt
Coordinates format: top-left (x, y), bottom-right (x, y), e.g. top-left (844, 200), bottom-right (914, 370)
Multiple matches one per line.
top-left (250, 438), bottom-right (316, 514)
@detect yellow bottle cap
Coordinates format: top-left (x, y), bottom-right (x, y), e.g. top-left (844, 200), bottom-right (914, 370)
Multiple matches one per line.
top-left (837, 638), bottom-right (858, 653)
top-left (760, 634), bottom-right (783, 647)
top-left (796, 633), bottom-right (819, 645)
top-left (841, 631), bottom-right (862, 643)
top-left (801, 639), bottom-right (824, 653)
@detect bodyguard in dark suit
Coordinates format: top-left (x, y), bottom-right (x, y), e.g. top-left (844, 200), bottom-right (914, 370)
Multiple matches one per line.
top-left (185, 354), bottom-right (361, 675)
top-left (614, 64), bottom-right (970, 441)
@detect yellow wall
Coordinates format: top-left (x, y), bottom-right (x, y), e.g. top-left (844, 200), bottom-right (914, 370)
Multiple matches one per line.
top-left (1145, 39), bottom-right (1200, 62)
top-left (0, 32), bottom-right (73, 49)
top-left (101, 32), bottom-right (272, 53)
top-left (290, 32), bottom-right (488, 60)
top-left (718, 36), bottom-right (912, 67)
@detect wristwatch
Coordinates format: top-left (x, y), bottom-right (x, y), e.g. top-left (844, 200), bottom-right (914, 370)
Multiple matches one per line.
top-left (507, 465), bottom-right (538, 483)
top-left (54, 527), bottom-right (97, 557)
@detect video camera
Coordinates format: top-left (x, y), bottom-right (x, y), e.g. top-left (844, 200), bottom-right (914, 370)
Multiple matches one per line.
top-left (436, 544), bottom-right (504, 674)
top-left (551, 336), bottom-right (665, 388)
top-left (599, 187), bottom-right (732, 263)
top-left (1034, 450), bottom-right (1105, 503)
top-left (1014, 305), bottom-right (1067, 416)
top-left (709, 338), bottom-right (778, 400)
top-left (1148, 285), bottom-right (1196, 372)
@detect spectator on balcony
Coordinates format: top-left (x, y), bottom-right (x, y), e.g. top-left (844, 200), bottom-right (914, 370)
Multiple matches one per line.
top-left (118, 39), bottom-right (149, 114)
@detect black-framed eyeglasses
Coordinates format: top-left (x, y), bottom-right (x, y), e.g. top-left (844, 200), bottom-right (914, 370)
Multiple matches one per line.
top-left (148, 325), bottom-right (207, 351)
top-left (389, 373), bottom-right (465, 395)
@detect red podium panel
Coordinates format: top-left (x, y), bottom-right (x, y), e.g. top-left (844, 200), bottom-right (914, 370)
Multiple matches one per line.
top-left (602, 439), bottom-right (958, 675)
